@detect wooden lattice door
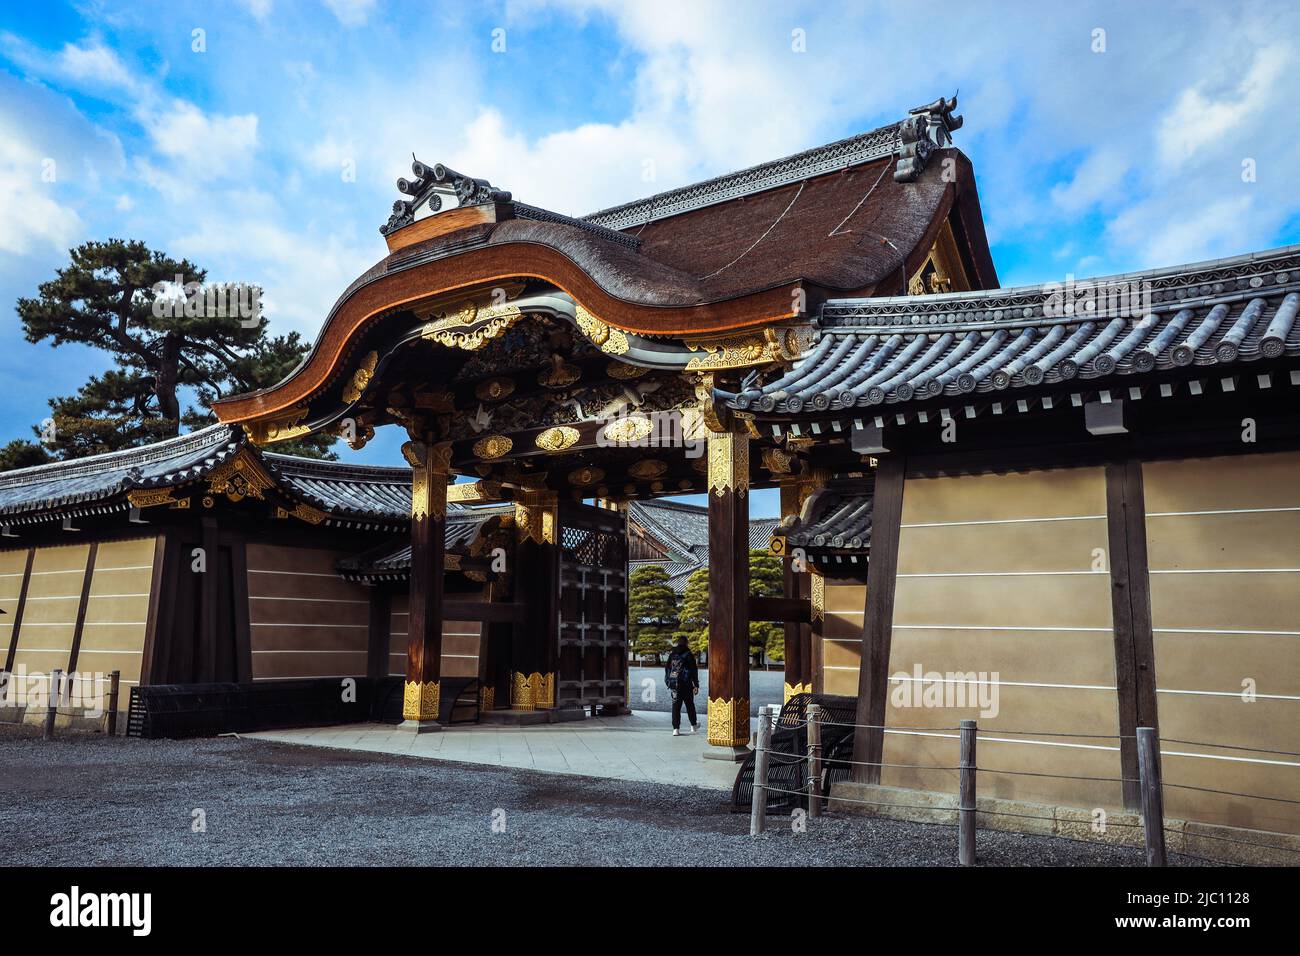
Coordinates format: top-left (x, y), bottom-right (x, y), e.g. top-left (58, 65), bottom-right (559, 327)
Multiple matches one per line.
top-left (557, 503), bottom-right (628, 712)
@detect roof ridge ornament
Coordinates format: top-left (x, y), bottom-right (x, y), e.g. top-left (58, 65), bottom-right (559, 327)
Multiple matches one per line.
top-left (894, 94), bottom-right (963, 183)
top-left (381, 157), bottom-right (513, 236)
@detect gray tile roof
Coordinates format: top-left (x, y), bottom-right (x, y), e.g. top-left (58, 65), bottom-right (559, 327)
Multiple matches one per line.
top-left (0, 424), bottom-right (415, 527)
top-left (0, 424), bottom-right (241, 524)
top-left (336, 503), bottom-right (513, 580)
top-left (781, 488), bottom-right (872, 554)
top-left (725, 245), bottom-right (1300, 416)
top-left (629, 500), bottom-right (781, 593)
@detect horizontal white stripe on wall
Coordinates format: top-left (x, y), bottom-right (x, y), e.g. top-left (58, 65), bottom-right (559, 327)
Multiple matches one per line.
top-left (889, 675), bottom-right (1116, 692)
top-left (252, 675), bottom-right (363, 681)
top-left (902, 514), bottom-right (1105, 529)
top-left (893, 624), bottom-right (1113, 633)
top-left (23, 595), bottom-right (84, 602)
top-left (75, 647), bottom-right (144, 654)
top-left (823, 665), bottom-right (860, 671)
top-left (1148, 507), bottom-right (1300, 518)
top-left (1156, 687), bottom-right (1300, 701)
top-left (897, 570), bottom-right (1108, 578)
top-left (17, 623), bottom-right (77, 628)
top-left (1156, 627), bottom-right (1300, 636)
top-left (27, 570), bottom-right (85, 576)
top-left (87, 593), bottom-right (150, 599)
top-left (883, 729), bottom-right (1300, 770)
top-left (82, 622), bottom-right (146, 626)
top-left (94, 565), bottom-right (153, 572)
top-left (1149, 568), bottom-right (1300, 574)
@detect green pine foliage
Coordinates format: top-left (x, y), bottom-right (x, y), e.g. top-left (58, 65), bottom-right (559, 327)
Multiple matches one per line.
top-left (628, 564), bottom-right (679, 663)
top-left (12, 238), bottom-right (336, 463)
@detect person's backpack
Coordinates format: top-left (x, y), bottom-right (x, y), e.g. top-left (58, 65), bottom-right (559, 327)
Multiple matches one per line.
top-left (667, 652), bottom-right (688, 693)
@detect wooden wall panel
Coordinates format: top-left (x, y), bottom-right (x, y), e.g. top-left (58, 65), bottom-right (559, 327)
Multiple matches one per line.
top-left (7, 544), bottom-right (91, 704)
top-left (387, 588), bottom-right (482, 679)
top-left (75, 537), bottom-right (156, 694)
top-left (0, 548), bottom-right (29, 669)
top-left (1144, 452), bottom-right (1300, 834)
top-left (246, 544), bottom-right (371, 680)
top-left (881, 467), bottom-right (1125, 809)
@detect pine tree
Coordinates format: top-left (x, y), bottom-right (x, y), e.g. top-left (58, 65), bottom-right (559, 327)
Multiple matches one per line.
top-left (749, 549), bottom-right (784, 666)
top-left (628, 565), bottom-right (679, 664)
top-left (675, 566), bottom-right (710, 658)
top-left (13, 239), bottom-right (335, 462)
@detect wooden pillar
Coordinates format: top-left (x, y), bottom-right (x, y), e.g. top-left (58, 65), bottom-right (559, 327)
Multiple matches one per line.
top-left (851, 455), bottom-right (906, 783)
top-left (778, 481), bottom-right (806, 702)
top-left (705, 428), bottom-right (750, 757)
top-left (402, 440), bottom-right (450, 731)
top-left (1106, 458), bottom-right (1158, 810)
top-left (511, 488), bottom-right (559, 710)
top-left (366, 586), bottom-right (391, 681)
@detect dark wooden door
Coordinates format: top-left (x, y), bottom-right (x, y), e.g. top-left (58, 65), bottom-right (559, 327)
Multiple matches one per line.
top-left (557, 503), bottom-right (628, 711)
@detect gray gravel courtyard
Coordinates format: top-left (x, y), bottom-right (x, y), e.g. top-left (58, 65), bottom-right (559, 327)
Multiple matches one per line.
top-left (0, 723), bottom-right (1207, 867)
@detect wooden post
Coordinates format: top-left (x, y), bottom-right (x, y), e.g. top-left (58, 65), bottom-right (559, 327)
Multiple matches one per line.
top-left (705, 428), bottom-right (750, 758)
top-left (959, 719), bottom-right (977, 866)
top-left (401, 440), bottom-right (450, 732)
top-left (106, 670), bottom-right (120, 736)
top-left (750, 705), bottom-right (774, 835)
top-left (1137, 726), bottom-right (1167, 866)
top-left (807, 702), bottom-right (822, 818)
top-left (44, 668), bottom-right (61, 740)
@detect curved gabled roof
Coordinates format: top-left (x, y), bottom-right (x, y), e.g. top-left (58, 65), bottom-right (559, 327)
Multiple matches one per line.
top-left (727, 244), bottom-right (1300, 416)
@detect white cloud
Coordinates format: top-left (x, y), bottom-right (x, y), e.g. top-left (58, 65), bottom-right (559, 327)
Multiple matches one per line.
top-left (322, 0), bottom-right (378, 28)
top-left (0, 128), bottom-right (84, 255)
top-left (139, 99), bottom-right (259, 182)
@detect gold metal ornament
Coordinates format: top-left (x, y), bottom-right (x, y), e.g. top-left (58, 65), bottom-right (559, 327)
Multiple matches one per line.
top-left (342, 350), bottom-right (379, 404)
top-left (706, 697), bottom-right (750, 747)
top-left (601, 415), bottom-right (653, 444)
top-left (761, 446), bottom-right (795, 475)
top-left (627, 459), bottom-right (668, 480)
top-left (207, 450), bottom-right (275, 502)
top-left (574, 304), bottom-right (630, 355)
top-left (567, 466), bottom-right (605, 486)
top-left (403, 680), bottom-right (441, 721)
top-left (242, 405), bottom-right (311, 446)
top-left (126, 487), bottom-right (185, 509)
top-left (606, 362), bottom-right (648, 380)
top-left (473, 435), bottom-right (513, 460)
top-left (537, 355), bottom-right (581, 388)
top-left (810, 569), bottom-right (825, 623)
top-left (475, 377), bottom-right (516, 401)
top-left (535, 426), bottom-right (580, 452)
top-left (707, 430), bottom-right (749, 498)
top-left (421, 299), bottom-right (524, 351)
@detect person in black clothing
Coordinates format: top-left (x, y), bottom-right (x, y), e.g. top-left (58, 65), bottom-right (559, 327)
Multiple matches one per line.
top-left (664, 635), bottom-right (700, 735)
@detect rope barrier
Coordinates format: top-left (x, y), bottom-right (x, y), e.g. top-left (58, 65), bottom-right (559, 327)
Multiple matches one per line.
top-left (1159, 737), bottom-right (1300, 759)
top-left (1161, 781), bottom-right (1300, 806)
top-left (976, 767), bottom-right (1140, 785)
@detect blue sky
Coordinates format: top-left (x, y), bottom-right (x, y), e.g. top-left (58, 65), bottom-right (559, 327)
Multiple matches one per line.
top-left (2, 0), bottom-right (1299, 517)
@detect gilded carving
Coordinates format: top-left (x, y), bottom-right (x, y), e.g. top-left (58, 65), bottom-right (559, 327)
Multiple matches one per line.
top-left (535, 426), bottom-right (580, 452)
top-left (707, 430), bottom-right (749, 498)
top-left (627, 459), bottom-right (667, 481)
top-left (127, 487), bottom-right (185, 509)
top-left (207, 450), bottom-right (275, 503)
top-left (606, 362), bottom-right (648, 380)
top-left (421, 300), bottom-right (523, 351)
top-left (472, 435), bottom-right (514, 460)
top-left (403, 680), bottom-right (441, 721)
top-left (515, 490), bottom-right (558, 545)
top-left (810, 569), bottom-right (825, 623)
top-left (342, 350), bottom-right (379, 404)
top-left (447, 480), bottom-right (502, 503)
top-left (480, 686), bottom-right (496, 712)
top-left (243, 405), bottom-right (311, 446)
top-left (761, 446), bottom-right (795, 475)
top-left (601, 415), bottom-right (652, 444)
top-left (783, 682), bottom-right (812, 703)
top-left (567, 466), bottom-right (605, 487)
top-left (574, 304), bottom-right (630, 356)
top-left (278, 503), bottom-right (328, 525)
top-left (537, 355), bottom-right (581, 388)
top-left (684, 326), bottom-right (813, 371)
top-left (706, 697), bottom-right (750, 747)
top-left (474, 377), bottom-right (516, 402)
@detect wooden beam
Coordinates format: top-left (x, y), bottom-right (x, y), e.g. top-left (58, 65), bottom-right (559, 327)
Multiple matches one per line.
top-left (445, 600), bottom-right (528, 624)
top-left (3, 548), bottom-right (34, 673)
top-left (748, 595), bottom-right (810, 624)
top-left (404, 442), bottom-right (448, 727)
top-left (851, 456), bottom-right (906, 783)
top-left (66, 542), bottom-right (98, 675)
top-left (1106, 458), bottom-right (1158, 809)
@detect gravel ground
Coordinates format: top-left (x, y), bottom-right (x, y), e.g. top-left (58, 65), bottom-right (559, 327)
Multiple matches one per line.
top-left (629, 667), bottom-right (784, 717)
top-left (0, 723), bottom-right (1207, 867)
